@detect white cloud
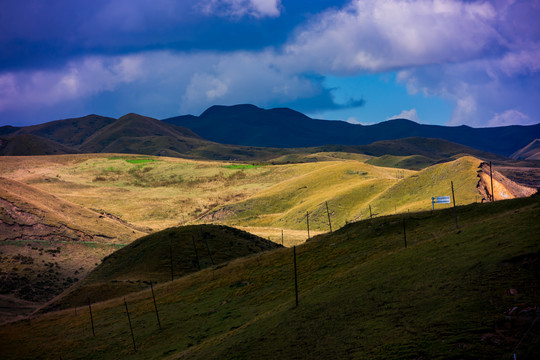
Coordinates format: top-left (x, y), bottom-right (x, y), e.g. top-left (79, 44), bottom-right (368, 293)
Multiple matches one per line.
top-left (346, 116), bottom-right (361, 125)
top-left (488, 110), bottom-right (532, 127)
top-left (180, 50), bottom-right (321, 113)
top-left (396, 54), bottom-right (540, 127)
top-left (2, 0), bottom-right (540, 128)
top-left (198, 0), bottom-right (281, 18)
top-left (0, 55), bottom-right (144, 112)
top-left (284, 0), bottom-right (498, 74)
top-left (387, 109), bottom-right (421, 123)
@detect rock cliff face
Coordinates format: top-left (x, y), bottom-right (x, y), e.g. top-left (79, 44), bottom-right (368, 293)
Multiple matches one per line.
top-left (476, 162), bottom-right (537, 202)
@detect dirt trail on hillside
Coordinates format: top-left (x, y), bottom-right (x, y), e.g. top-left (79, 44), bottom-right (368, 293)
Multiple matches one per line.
top-left (476, 162), bottom-right (537, 201)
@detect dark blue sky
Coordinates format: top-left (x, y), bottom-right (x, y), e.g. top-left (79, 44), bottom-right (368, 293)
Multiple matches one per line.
top-left (1, 0), bottom-right (539, 127)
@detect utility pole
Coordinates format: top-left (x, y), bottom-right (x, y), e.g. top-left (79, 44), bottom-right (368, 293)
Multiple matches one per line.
top-left (451, 181), bottom-right (459, 229)
top-left (325, 201), bottom-right (333, 233)
top-left (306, 211), bottom-right (310, 239)
top-left (489, 161), bottom-right (495, 202)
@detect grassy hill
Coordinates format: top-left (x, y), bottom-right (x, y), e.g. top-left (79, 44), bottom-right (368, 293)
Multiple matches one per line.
top-left (511, 139), bottom-right (540, 161)
top-left (2, 153), bottom-right (533, 240)
top-left (0, 134), bottom-right (79, 156)
top-left (1, 195), bottom-right (538, 359)
top-left (205, 156), bottom-right (483, 231)
top-left (365, 154), bottom-right (436, 170)
top-left (3, 114), bottom-right (116, 146)
top-left (79, 113), bottom-right (202, 154)
top-left (40, 224), bottom-right (281, 313)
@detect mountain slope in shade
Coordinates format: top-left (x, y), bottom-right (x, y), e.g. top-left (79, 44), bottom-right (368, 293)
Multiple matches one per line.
top-left (0, 134), bottom-right (79, 156)
top-left (511, 139), bottom-right (540, 160)
top-left (39, 224), bottom-right (282, 313)
top-left (79, 113), bottom-right (202, 153)
top-left (318, 137), bottom-right (507, 162)
top-left (1, 114), bottom-right (116, 147)
top-left (163, 104), bottom-right (540, 156)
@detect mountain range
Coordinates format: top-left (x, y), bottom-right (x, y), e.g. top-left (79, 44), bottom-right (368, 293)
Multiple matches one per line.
top-left (1, 104), bottom-right (539, 159)
top-left (163, 104), bottom-right (540, 156)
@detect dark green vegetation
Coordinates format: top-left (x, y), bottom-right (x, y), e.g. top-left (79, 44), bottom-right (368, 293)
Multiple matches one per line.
top-left (1, 196), bottom-right (538, 359)
top-left (41, 225), bottom-right (281, 312)
top-left (164, 104), bottom-right (540, 156)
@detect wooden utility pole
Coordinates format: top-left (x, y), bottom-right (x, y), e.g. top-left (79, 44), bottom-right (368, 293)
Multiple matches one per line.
top-left (124, 298), bottom-right (137, 352)
top-left (203, 234), bottom-right (215, 265)
top-left (325, 201), bottom-right (333, 233)
top-left (87, 297), bottom-right (95, 337)
top-left (281, 229), bottom-right (284, 246)
top-left (293, 246), bottom-right (298, 307)
top-left (369, 205), bottom-right (373, 220)
top-left (150, 282), bottom-right (161, 330)
top-left (489, 161), bottom-right (495, 202)
top-left (402, 218), bottom-right (407, 248)
top-left (192, 235), bottom-right (201, 270)
top-left (451, 181), bottom-right (459, 229)
top-left (169, 242), bottom-right (174, 281)
top-left (306, 211), bottom-right (310, 239)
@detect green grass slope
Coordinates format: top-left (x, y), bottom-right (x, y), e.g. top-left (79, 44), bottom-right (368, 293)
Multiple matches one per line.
top-left (365, 154), bottom-right (438, 170)
top-left (208, 156), bottom-right (482, 231)
top-left (41, 225), bottom-right (282, 312)
top-left (369, 155), bottom-right (483, 216)
top-left (0, 196), bottom-right (538, 359)
top-left (314, 137), bottom-right (507, 161)
top-left (204, 160), bottom-right (409, 230)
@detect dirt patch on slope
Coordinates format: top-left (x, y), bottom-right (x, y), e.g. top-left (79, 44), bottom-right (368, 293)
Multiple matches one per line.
top-left (0, 177), bottom-right (145, 323)
top-left (476, 162), bottom-right (537, 202)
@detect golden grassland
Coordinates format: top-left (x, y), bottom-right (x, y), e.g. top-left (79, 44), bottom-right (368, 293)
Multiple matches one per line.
top-left (0, 154), bottom-right (483, 239)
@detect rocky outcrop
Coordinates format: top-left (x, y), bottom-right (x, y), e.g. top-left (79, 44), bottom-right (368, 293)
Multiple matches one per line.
top-left (476, 162), bottom-right (537, 202)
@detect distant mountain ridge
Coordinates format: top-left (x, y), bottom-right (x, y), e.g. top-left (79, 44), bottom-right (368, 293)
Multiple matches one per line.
top-left (1, 105), bottom-right (537, 159)
top-left (163, 104), bottom-right (540, 157)
top-left (511, 139), bottom-right (540, 160)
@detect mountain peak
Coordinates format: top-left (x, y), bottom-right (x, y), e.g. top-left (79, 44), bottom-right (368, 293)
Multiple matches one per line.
top-left (200, 104), bottom-right (262, 118)
top-left (118, 113), bottom-right (153, 121)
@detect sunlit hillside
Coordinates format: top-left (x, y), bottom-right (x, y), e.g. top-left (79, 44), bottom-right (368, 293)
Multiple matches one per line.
top-left (0, 154), bottom-right (485, 238)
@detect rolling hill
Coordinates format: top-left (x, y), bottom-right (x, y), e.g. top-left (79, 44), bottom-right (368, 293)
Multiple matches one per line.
top-left (0, 134), bottom-right (79, 156)
top-left (40, 224), bottom-right (281, 313)
top-left (511, 139), bottom-right (540, 160)
top-left (1, 195), bottom-right (538, 359)
top-left (0, 114), bottom-right (116, 147)
top-left (163, 104), bottom-right (540, 156)
top-left (79, 113), bottom-right (202, 153)
top-left (201, 156), bottom-right (485, 230)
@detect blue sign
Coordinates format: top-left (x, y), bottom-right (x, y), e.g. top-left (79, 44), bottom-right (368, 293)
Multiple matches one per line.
top-left (435, 196), bottom-right (451, 204)
top-left (432, 196), bottom-right (451, 210)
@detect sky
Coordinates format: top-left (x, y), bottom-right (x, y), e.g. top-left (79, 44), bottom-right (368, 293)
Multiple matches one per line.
top-left (1, 0), bottom-right (539, 127)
